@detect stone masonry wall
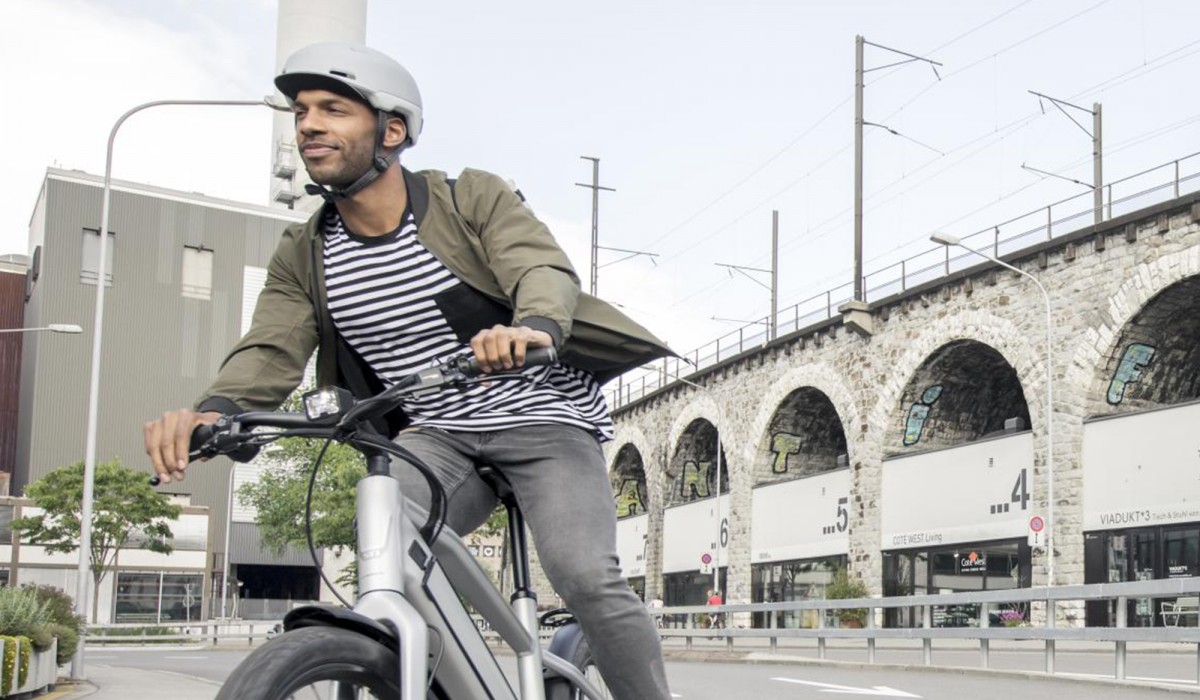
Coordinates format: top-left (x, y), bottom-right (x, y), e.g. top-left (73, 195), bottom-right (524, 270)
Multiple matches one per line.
top-left (596, 195), bottom-right (1200, 618)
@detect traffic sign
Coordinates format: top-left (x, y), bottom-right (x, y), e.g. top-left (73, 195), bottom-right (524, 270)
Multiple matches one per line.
top-left (700, 552), bottom-right (713, 565)
top-left (1028, 515), bottom-right (1047, 547)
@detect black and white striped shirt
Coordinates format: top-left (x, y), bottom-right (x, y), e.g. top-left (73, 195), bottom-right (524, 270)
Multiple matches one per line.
top-left (322, 208), bottom-right (612, 439)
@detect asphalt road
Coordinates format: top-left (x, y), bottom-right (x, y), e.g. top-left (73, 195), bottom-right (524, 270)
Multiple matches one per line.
top-left (80, 645), bottom-right (1200, 699)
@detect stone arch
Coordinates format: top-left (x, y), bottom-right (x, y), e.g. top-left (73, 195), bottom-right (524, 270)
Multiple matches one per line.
top-left (864, 310), bottom-right (1044, 460)
top-left (744, 363), bottom-right (859, 485)
top-left (1073, 249), bottom-right (1200, 415)
top-left (609, 443), bottom-right (649, 519)
top-left (663, 403), bottom-right (729, 509)
top-left (883, 339), bottom-right (1032, 453)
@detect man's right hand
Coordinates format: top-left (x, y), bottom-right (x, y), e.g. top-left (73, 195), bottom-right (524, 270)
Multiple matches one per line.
top-left (143, 410), bottom-right (221, 484)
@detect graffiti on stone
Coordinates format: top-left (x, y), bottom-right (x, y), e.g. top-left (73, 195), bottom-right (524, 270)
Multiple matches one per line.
top-left (679, 460), bottom-right (714, 501)
top-left (614, 477), bottom-right (645, 517)
top-left (1107, 343), bottom-right (1156, 405)
top-left (903, 384), bottom-right (943, 446)
top-left (770, 432), bottom-right (803, 474)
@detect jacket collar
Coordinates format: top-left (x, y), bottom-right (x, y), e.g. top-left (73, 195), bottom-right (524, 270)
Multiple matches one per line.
top-left (306, 166), bottom-right (428, 239)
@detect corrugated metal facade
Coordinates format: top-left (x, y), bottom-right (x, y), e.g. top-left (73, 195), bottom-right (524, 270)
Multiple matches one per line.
top-left (17, 169), bottom-right (308, 579)
top-left (0, 269), bottom-right (27, 483)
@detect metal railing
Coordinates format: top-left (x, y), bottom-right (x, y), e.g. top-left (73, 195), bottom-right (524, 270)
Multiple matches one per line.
top-left (605, 151), bottom-right (1200, 410)
top-left (650, 577), bottom-right (1200, 684)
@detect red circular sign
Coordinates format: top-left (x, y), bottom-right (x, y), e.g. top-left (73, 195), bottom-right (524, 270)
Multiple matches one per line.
top-left (1029, 516), bottom-right (1045, 532)
top-left (701, 553), bottom-right (713, 564)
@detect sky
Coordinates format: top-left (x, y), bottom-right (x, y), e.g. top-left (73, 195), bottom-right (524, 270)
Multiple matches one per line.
top-left (6, 0), bottom-right (1200, 358)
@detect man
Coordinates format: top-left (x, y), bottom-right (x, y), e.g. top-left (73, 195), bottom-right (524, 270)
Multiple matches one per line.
top-left (707, 589), bottom-right (724, 629)
top-left (144, 42), bottom-right (672, 698)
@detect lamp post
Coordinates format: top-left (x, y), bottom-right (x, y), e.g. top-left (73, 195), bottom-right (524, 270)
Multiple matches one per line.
top-left (74, 97), bottom-right (286, 681)
top-left (221, 463), bottom-right (237, 619)
top-left (930, 232), bottom-right (1055, 587)
top-left (0, 324), bottom-right (83, 334)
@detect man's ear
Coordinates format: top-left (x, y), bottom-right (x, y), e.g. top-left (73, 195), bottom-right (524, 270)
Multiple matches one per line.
top-left (382, 116), bottom-right (408, 149)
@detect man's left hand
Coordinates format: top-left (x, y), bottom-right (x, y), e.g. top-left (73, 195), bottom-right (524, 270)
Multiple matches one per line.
top-left (469, 324), bottom-right (553, 373)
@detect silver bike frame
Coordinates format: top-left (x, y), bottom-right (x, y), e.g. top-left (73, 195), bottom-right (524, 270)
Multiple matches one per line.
top-left (352, 470), bottom-right (605, 700)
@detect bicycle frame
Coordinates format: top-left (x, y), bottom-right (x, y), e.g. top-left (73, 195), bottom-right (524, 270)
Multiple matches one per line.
top-left (291, 454), bottom-right (604, 700)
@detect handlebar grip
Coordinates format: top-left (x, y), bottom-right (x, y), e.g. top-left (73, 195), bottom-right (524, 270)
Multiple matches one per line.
top-left (461, 345), bottom-right (558, 377)
top-left (149, 422), bottom-right (228, 487)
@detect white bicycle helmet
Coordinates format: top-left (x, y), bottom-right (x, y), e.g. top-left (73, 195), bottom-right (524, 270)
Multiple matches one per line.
top-left (276, 42), bottom-right (424, 200)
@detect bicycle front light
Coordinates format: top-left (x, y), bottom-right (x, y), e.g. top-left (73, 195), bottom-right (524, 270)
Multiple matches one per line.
top-left (302, 386), bottom-right (355, 421)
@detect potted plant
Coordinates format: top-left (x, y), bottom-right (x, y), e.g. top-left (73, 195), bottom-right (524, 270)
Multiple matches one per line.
top-left (824, 568), bottom-right (869, 628)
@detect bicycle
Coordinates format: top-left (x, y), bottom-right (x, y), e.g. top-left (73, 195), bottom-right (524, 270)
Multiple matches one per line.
top-left (166, 346), bottom-right (612, 699)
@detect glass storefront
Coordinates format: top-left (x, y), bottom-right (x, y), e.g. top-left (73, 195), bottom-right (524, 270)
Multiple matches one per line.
top-left (1085, 525), bottom-right (1199, 627)
top-left (662, 569), bottom-right (725, 627)
top-left (114, 572), bottom-right (203, 623)
top-left (884, 539), bottom-right (1030, 628)
top-left (750, 556), bottom-right (845, 628)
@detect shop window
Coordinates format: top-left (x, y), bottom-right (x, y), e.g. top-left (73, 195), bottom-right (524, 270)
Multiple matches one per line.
top-left (80, 229), bottom-right (115, 286)
top-left (114, 572), bottom-right (202, 623)
top-left (181, 245), bottom-right (213, 300)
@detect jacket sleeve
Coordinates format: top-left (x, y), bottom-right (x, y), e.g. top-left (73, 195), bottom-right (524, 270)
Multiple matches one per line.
top-left (457, 169), bottom-right (580, 346)
top-left (194, 234), bottom-right (320, 413)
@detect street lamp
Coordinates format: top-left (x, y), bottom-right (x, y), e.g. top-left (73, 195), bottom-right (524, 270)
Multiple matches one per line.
top-left (74, 97), bottom-right (287, 680)
top-left (0, 324), bottom-right (83, 334)
top-left (930, 231), bottom-right (1055, 587)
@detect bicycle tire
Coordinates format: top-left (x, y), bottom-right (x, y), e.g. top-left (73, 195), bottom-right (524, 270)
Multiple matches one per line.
top-left (216, 626), bottom-right (400, 700)
top-left (544, 622), bottom-right (611, 700)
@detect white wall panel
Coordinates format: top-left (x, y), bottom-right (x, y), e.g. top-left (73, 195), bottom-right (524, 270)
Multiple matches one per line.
top-left (662, 496), bottom-right (731, 574)
top-left (750, 470), bottom-right (850, 563)
top-left (882, 433), bottom-right (1033, 549)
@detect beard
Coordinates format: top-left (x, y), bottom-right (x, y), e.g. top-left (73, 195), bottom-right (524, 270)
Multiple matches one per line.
top-left (303, 137), bottom-right (376, 188)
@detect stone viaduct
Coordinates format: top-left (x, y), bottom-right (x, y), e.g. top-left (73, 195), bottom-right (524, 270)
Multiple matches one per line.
top-left (602, 189), bottom-right (1200, 609)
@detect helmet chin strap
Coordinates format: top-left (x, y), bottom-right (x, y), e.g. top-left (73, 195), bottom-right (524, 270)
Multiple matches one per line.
top-left (306, 112), bottom-right (404, 203)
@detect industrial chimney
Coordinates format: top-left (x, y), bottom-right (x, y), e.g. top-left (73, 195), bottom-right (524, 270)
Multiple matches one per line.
top-left (269, 0), bottom-right (368, 211)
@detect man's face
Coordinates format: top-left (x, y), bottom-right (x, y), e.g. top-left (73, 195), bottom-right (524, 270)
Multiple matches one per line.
top-left (292, 89), bottom-right (378, 188)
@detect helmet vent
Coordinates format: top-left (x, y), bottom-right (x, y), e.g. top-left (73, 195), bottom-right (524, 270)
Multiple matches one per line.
top-left (330, 70), bottom-right (356, 80)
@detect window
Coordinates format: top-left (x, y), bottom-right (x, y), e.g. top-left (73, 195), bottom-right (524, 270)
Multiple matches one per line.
top-left (80, 228), bottom-right (114, 286)
top-left (114, 572), bottom-right (203, 623)
top-left (181, 245), bottom-right (214, 300)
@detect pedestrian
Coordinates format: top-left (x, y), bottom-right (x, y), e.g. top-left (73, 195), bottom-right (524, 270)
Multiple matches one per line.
top-left (707, 589), bottom-right (724, 629)
top-left (144, 40), bottom-right (673, 700)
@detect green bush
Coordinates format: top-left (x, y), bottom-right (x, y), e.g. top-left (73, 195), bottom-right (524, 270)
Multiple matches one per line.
top-left (21, 585), bottom-right (84, 634)
top-left (825, 568), bottom-right (869, 628)
top-left (16, 637), bottom-right (29, 690)
top-left (27, 625), bottom-right (53, 652)
top-left (46, 623), bottom-right (77, 666)
top-left (20, 585), bottom-right (84, 665)
top-left (0, 635), bottom-right (15, 695)
top-left (0, 588), bottom-right (50, 641)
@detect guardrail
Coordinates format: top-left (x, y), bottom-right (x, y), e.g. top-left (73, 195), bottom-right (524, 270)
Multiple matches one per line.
top-left (81, 579), bottom-right (1200, 685)
top-left (650, 577), bottom-right (1200, 684)
top-left (85, 620), bottom-right (281, 645)
top-left (605, 151), bottom-right (1200, 411)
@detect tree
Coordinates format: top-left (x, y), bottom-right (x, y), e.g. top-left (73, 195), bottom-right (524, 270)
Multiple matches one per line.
top-left (12, 459), bottom-right (182, 622)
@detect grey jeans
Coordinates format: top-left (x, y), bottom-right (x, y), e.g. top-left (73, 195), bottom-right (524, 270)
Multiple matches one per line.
top-left (391, 424), bottom-right (670, 700)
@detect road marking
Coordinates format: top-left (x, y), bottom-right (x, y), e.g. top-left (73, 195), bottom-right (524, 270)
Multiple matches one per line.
top-left (164, 656), bottom-right (207, 660)
top-left (772, 678), bottom-right (922, 698)
top-left (1061, 671), bottom-right (1197, 685)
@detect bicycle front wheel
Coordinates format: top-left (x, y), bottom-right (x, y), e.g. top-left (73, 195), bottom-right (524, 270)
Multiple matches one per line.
top-left (545, 623), bottom-right (612, 700)
top-left (216, 626), bottom-right (399, 700)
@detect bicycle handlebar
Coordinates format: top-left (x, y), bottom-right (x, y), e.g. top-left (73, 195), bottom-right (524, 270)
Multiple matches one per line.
top-left (150, 346), bottom-right (559, 485)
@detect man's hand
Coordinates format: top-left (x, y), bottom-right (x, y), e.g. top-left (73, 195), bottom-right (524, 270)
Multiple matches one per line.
top-left (143, 410), bottom-right (221, 484)
top-left (469, 325), bottom-right (553, 374)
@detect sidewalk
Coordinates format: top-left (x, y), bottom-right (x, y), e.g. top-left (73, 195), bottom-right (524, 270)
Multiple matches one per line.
top-left (54, 664), bottom-right (219, 700)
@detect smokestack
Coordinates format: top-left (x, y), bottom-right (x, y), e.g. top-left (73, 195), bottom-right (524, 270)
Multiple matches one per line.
top-left (269, 0), bottom-right (368, 212)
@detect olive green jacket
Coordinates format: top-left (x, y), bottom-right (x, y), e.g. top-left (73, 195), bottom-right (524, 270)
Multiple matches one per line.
top-left (196, 167), bottom-right (672, 417)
